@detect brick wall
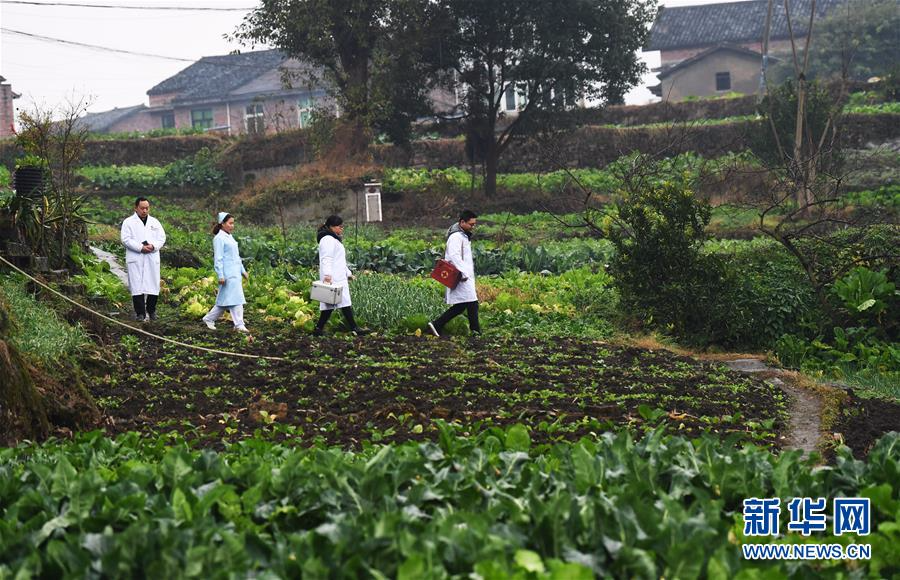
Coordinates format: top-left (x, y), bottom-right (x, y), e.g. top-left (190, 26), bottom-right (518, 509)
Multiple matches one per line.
top-left (105, 110), bottom-right (165, 134)
top-left (148, 93), bottom-right (178, 107)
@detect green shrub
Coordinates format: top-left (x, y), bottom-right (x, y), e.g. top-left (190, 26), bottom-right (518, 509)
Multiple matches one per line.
top-left (605, 177), bottom-right (727, 343)
top-left (833, 267), bottom-right (896, 319)
top-left (707, 239), bottom-right (818, 349)
top-left (751, 80), bottom-right (842, 173)
top-left (163, 147), bottom-right (225, 191)
top-left (775, 331), bottom-right (900, 379)
top-left (796, 225), bottom-right (900, 295)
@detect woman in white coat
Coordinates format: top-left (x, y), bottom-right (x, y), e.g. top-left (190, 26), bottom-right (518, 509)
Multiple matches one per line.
top-left (121, 196), bottom-right (166, 321)
top-left (312, 215), bottom-right (368, 336)
top-left (428, 210), bottom-right (481, 337)
top-left (202, 212), bottom-right (250, 332)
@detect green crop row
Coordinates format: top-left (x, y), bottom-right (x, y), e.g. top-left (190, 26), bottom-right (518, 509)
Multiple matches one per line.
top-left (844, 102), bottom-right (900, 115)
top-left (166, 265), bottom-right (320, 330)
top-left (843, 184), bottom-right (900, 210)
top-left (78, 164), bottom-right (167, 190)
top-left (1, 427), bottom-right (898, 578)
top-left (237, 233), bottom-right (615, 277)
top-left (381, 152), bottom-right (748, 196)
top-left (77, 149), bottom-right (226, 193)
top-left (86, 127), bottom-right (208, 141)
top-left (164, 263), bottom-right (618, 339)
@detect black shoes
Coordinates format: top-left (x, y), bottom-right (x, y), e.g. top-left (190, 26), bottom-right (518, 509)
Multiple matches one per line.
top-left (312, 327), bottom-right (372, 337)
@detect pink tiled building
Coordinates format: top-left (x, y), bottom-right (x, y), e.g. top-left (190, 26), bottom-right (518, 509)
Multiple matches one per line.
top-left (82, 50), bottom-right (335, 136)
top-left (1, 76), bottom-right (21, 138)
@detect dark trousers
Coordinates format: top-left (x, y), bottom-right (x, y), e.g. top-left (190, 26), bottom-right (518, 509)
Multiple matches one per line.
top-left (316, 306), bottom-right (358, 331)
top-left (132, 294), bottom-right (158, 317)
top-left (433, 301), bottom-right (480, 334)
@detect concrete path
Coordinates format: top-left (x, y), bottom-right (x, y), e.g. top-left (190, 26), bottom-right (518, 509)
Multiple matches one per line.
top-left (723, 358), bottom-right (824, 457)
top-left (90, 246), bottom-right (129, 287)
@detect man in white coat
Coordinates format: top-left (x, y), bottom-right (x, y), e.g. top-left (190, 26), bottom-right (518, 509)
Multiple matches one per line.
top-left (121, 197), bottom-right (166, 321)
top-left (428, 210), bottom-right (481, 337)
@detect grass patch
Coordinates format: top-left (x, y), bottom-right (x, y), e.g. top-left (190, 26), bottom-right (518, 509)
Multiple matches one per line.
top-left (0, 276), bottom-right (89, 365)
top-left (832, 365), bottom-right (900, 402)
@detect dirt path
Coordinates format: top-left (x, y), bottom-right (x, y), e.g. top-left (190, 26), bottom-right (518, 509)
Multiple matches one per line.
top-left (724, 358), bottom-right (824, 456)
top-left (90, 246), bottom-right (129, 286)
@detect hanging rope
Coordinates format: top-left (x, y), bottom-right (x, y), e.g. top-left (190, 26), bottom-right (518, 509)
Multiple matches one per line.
top-left (0, 254), bottom-right (287, 362)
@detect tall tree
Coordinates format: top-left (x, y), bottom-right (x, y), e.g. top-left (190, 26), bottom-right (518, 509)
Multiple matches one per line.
top-left (428, 0), bottom-right (657, 196)
top-left (233, 0), bottom-right (433, 148)
top-left (770, 0), bottom-right (900, 83)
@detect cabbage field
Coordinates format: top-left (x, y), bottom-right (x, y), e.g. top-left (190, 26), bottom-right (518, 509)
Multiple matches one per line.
top-left (1, 195), bottom-right (898, 578)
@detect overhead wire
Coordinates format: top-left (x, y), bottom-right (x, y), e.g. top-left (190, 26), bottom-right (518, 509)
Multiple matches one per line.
top-left (0, 254), bottom-right (287, 362)
top-left (2, 27), bottom-right (196, 61)
top-left (2, 28), bottom-right (277, 68)
top-left (2, 1), bottom-right (253, 10)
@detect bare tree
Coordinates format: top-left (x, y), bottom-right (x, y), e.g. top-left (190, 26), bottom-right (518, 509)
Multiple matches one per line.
top-left (742, 0), bottom-right (897, 323)
top-left (16, 97), bottom-right (93, 267)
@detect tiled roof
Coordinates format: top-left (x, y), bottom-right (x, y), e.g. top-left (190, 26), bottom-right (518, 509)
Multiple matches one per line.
top-left (647, 0), bottom-right (845, 51)
top-left (147, 49), bottom-right (288, 103)
top-left (78, 104), bottom-right (147, 132)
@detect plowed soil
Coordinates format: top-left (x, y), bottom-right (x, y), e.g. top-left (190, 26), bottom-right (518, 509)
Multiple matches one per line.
top-left (87, 321), bottom-right (790, 447)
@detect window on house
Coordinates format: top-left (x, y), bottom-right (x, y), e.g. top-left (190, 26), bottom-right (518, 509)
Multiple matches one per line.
top-left (161, 113), bottom-right (175, 129)
top-left (298, 94), bottom-right (316, 128)
top-left (191, 108), bottom-right (213, 129)
top-left (504, 85), bottom-right (517, 111)
top-left (245, 103), bottom-right (265, 134)
top-left (715, 72), bottom-right (731, 92)
top-left (552, 87), bottom-right (565, 107)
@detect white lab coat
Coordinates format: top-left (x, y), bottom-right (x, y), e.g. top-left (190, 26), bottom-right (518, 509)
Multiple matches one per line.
top-left (318, 234), bottom-right (353, 310)
top-left (445, 231), bottom-right (477, 305)
top-left (121, 213), bottom-right (166, 296)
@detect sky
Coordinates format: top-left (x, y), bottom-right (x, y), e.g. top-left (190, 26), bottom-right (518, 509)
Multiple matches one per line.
top-left (1, 0), bottom-right (743, 117)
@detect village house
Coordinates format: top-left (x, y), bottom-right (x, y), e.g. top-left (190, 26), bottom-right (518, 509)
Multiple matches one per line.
top-left (83, 50), bottom-right (334, 136)
top-left (80, 48), bottom-right (582, 136)
top-left (1, 76), bottom-right (21, 138)
top-left (645, 0), bottom-right (843, 100)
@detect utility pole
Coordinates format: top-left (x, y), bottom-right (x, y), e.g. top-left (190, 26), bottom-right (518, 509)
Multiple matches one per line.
top-left (758, 0), bottom-right (775, 99)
